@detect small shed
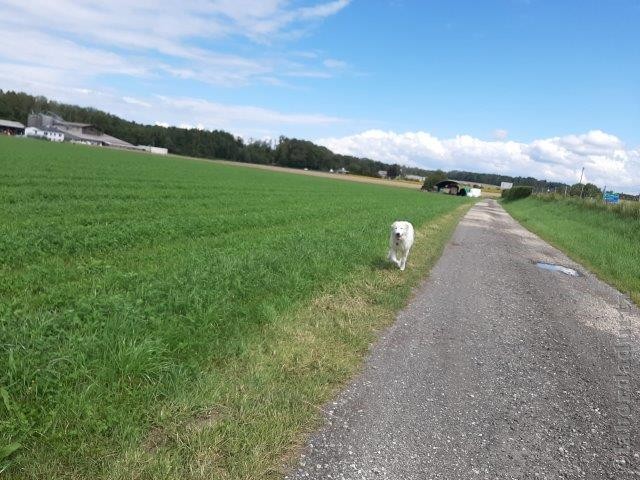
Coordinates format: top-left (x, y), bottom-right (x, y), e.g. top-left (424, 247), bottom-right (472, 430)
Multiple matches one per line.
top-left (435, 179), bottom-right (463, 195)
top-left (0, 119), bottom-right (25, 135)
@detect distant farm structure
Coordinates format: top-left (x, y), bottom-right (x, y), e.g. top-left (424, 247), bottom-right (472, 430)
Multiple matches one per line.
top-left (0, 118), bottom-right (25, 135)
top-left (404, 174), bottom-right (426, 182)
top-left (28, 112), bottom-right (133, 147)
top-left (23, 112), bottom-right (168, 154)
top-left (24, 126), bottom-right (64, 142)
top-left (428, 179), bottom-right (488, 197)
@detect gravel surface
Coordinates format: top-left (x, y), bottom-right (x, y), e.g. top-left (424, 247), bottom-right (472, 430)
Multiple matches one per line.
top-left (287, 199), bottom-right (640, 479)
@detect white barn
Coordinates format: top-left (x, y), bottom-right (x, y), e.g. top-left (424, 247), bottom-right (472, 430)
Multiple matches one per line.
top-left (25, 127), bottom-right (64, 142)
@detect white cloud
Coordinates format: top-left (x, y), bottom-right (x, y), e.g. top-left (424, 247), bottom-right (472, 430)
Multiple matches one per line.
top-left (493, 129), bottom-right (509, 140)
top-left (297, 0), bottom-right (351, 19)
top-left (317, 129), bottom-right (640, 193)
top-left (0, 0), bottom-right (351, 87)
top-left (323, 58), bottom-right (348, 69)
top-left (155, 95), bottom-right (344, 129)
top-left (123, 97), bottom-right (152, 108)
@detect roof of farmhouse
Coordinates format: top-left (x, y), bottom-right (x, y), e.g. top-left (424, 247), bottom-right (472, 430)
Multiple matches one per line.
top-left (60, 120), bottom-right (93, 128)
top-left (0, 119), bottom-right (25, 129)
top-left (56, 128), bottom-right (133, 147)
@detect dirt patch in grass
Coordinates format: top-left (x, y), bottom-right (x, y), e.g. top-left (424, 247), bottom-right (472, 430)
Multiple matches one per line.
top-left (143, 408), bottom-right (221, 454)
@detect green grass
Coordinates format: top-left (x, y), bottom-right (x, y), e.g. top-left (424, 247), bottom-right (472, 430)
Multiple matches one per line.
top-left (503, 196), bottom-right (640, 305)
top-left (0, 137), bottom-right (472, 478)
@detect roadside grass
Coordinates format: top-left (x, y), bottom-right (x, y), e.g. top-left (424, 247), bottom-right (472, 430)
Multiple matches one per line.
top-left (533, 193), bottom-right (640, 220)
top-left (502, 196), bottom-right (640, 305)
top-left (0, 137), bottom-right (472, 478)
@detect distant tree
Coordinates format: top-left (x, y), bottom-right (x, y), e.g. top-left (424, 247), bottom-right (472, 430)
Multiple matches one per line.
top-left (581, 183), bottom-right (603, 198)
top-left (387, 164), bottom-right (401, 179)
top-left (502, 186), bottom-right (533, 201)
top-left (569, 182), bottom-right (601, 198)
top-left (568, 183), bottom-right (583, 197)
top-left (422, 170), bottom-right (447, 191)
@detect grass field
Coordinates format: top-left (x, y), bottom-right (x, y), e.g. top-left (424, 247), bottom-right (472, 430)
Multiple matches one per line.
top-left (503, 196), bottom-right (640, 305)
top-left (0, 137), bottom-right (472, 479)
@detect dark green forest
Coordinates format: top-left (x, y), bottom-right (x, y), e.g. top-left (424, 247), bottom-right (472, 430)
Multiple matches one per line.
top-left (0, 89), bottom-right (567, 188)
top-left (447, 170), bottom-right (568, 191)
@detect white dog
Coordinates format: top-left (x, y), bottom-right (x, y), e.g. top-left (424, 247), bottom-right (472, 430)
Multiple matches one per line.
top-left (388, 221), bottom-right (414, 271)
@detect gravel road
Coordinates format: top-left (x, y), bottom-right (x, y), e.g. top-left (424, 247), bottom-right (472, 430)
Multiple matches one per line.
top-left (287, 199), bottom-right (639, 479)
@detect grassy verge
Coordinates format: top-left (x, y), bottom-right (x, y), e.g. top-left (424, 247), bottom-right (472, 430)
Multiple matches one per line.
top-left (0, 137), bottom-right (472, 478)
top-left (108, 203), bottom-right (471, 480)
top-left (503, 196), bottom-right (640, 305)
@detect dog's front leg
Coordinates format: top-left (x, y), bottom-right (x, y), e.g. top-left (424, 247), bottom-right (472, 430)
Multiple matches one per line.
top-left (399, 254), bottom-right (407, 271)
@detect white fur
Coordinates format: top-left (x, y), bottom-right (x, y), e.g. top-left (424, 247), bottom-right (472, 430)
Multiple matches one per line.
top-left (387, 221), bottom-right (414, 271)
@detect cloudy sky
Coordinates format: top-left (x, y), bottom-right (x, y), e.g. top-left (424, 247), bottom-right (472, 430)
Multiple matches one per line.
top-left (1, 0), bottom-right (638, 191)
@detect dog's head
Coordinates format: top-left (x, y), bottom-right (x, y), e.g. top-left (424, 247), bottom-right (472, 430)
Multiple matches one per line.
top-left (391, 221), bottom-right (410, 240)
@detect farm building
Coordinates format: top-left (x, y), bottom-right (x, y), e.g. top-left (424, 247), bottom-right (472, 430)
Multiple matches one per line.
top-left (27, 112), bottom-right (133, 148)
top-left (25, 127), bottom-right (64, 142)
top-left (431, 179), bottom-right (482, 197)
top-left (0, 119), bottom-right (25, 135)
top-left (434, 179), bottom-right (463, 195)
top-left (137, 145), bottom-right (168, 155)
top-left (404, 174), bottom-right (426, 182)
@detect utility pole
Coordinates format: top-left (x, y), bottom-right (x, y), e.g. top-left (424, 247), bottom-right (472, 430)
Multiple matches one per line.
top-left (579, 167), bottom-right (585, 198)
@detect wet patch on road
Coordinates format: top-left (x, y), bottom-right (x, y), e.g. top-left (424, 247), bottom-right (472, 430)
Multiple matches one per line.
top-left (536, 261), bottom-right (581, 277)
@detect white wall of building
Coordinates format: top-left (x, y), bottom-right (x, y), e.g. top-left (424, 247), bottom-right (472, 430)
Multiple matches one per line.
top-left (24, 127), bottom-right (64, 142)
top-left (137, 145), bottom-right (168, 155)
top-left (45, 131), bottom-right (64, 142)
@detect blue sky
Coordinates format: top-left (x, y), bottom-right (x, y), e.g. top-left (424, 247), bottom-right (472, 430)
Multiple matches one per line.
top-left (1, 0), bottom-right (639, 191)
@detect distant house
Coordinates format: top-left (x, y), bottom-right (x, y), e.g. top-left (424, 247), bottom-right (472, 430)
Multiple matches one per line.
top-left (0, 119), bottom-right (25, 135)
top-left (433, 179), bottom-right (482, 197)
top-left (378, 170), bottom-right (388, 178)
top-left (435, 179), bottom-right (462, 195)
top-left (28, 112), bottom-right (132, 148)
top-left (337, 167), bottom-right (348, 174)
top-left (137, 145), bottom-right (169, 155)
top-left (25, 126), bottom-right (64, 142)
top-left (404, 174), bottom-right (426, 182)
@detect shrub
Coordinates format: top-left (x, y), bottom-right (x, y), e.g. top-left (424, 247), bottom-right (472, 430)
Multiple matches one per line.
top-left (421, 170), bottom-right (447, 191)
top-left (534, 193), bottom-right (640, 220)
top-left (569, 182), bottom-right (601, 198)
top-left (502, 186), bottom-right (533, 201)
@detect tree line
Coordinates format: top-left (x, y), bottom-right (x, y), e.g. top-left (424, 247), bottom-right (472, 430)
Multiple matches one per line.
top-left (446, 170), bottom-right (569, 192)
